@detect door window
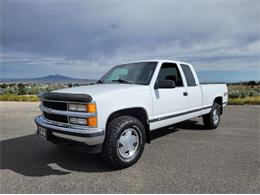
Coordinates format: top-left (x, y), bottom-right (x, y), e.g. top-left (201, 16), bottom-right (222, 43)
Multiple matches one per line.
top-left (157, 63), bottom-right (183, 87)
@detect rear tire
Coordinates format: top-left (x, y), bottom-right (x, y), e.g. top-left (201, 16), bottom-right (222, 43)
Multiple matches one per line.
top-left (102, 115), bottom-right (146, 169)
top-left (203, 102), bottom-right (221, 129)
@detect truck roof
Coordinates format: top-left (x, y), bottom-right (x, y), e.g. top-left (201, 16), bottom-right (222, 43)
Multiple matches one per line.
top-left (120, 59), bottom-right (191, 65)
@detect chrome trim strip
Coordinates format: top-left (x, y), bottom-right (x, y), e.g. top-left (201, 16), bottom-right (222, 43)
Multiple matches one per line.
top-left (149, 105), bottom-right (212, 123)
top-left (40, 105), bottom-right (96, 118)
top-left (37, 115), bottom-right (99, 131)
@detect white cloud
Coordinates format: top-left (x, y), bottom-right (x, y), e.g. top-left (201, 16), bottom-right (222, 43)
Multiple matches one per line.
top-left (1, 0), bottom-right (259, 79)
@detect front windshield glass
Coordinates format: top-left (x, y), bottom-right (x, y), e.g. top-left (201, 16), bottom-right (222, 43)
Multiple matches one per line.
top-left (99, 62), bottom-right (158, 85)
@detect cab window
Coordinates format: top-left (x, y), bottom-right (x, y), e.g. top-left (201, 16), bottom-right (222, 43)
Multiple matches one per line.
top-left (157, 63), bottom-right (183, 87)
top-left (181, 64), bottom-right (197, 86)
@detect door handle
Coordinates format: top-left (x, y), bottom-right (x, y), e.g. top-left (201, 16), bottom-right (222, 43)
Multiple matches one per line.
top-left (183, 92), bottom-right (188, 96)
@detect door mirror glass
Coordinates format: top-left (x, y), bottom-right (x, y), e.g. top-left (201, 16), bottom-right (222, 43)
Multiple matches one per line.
top-left (155, 80), bottom-right (176, 89)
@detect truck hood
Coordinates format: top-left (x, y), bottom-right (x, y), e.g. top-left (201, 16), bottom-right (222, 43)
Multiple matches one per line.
top-left (53, 84), bottom-right (149, 99)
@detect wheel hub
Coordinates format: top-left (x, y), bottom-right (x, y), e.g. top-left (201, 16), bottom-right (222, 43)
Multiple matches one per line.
top-left (117, 128), bottom-right (139, 159)
top-left (213, 108), bottom-right (219, 125)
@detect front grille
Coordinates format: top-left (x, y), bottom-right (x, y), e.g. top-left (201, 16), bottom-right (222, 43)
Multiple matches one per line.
top-left (43, 112), bottom-right (68, 123)
top-left (43, 101), bottom-right (67, 111)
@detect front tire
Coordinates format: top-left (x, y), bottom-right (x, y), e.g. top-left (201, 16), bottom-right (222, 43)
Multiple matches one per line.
top-left (203, 102), bottom-right (221, 129)
top-left (102, 116), bottom-right (146, 169)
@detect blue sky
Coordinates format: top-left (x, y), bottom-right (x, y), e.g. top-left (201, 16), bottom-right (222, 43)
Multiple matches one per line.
top-left (0, 0), bottom-right (259, 82)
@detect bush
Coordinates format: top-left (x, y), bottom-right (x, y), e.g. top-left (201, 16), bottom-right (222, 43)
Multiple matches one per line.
top-left (228, 96), bottom-right (260, 105)
top-left (2, 87), bottom-right (17, 94)
top-left (247, 81), bottom-right (257, 86)
top-left (18, 87), bottom-right (27, 95)
top-left (228, 89), bottom-right (260, 98)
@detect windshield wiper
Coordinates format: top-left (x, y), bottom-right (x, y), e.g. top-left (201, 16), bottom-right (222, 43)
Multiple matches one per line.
top-left (96, 80), bottom-right (104, 84)
top-left (112, 79), bottom-right (135, 84)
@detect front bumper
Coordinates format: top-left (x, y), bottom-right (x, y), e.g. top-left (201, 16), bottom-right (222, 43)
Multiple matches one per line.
top-left (35, 115), bottom-right (105, 146)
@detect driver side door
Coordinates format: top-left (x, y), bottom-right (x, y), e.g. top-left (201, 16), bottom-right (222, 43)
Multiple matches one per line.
top-left (150, 63), bottom-right (189, 130)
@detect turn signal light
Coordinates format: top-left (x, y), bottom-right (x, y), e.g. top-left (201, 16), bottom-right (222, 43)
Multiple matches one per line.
top-left (87, 103), bottom-right (96, 113)
top-left (87, 117), bottom-right (97, 127)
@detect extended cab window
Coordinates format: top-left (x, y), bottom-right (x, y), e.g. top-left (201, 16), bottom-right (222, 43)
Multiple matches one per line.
top-left (157, 63), bottom-right (183, 87)
top-left (181, 64), bottom-right (197, 86)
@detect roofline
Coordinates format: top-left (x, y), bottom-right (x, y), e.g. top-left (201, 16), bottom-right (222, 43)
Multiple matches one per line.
top-left (117, 59), bottom-right (190, 65)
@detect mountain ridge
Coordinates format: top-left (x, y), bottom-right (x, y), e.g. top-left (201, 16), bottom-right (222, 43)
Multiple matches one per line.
top-left (0, 74), bottom-right (96, 84)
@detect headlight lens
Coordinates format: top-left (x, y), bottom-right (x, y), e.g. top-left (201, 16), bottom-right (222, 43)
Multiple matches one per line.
top-left (69, 117), bottom-right (87, 125)
top-left (68, 104), bottom-right (87, 112)
top-left (68, 103), bottom-right (97, 127)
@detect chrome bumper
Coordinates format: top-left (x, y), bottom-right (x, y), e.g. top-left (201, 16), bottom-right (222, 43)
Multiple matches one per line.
top-left (35, 115), bottom-right (105, 145)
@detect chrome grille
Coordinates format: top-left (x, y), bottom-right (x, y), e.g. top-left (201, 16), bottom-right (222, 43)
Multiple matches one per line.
top-left (43, 100), bottom-right (67, 111)
top-left (43, 111), bottom-right (68, 123)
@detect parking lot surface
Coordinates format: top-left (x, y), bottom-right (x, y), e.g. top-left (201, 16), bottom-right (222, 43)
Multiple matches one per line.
top-left (0, 102), bottom-right (259, 193)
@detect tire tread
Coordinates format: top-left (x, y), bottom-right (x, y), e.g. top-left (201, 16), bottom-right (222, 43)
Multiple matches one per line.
top-left (203, 102), bottom-right (221, 129)
top-left (102, 115), bottom-right (145, 169)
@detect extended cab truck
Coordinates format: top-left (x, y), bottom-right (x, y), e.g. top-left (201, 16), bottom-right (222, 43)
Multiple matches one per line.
top-left (35, 60), bottom-right (228, 169)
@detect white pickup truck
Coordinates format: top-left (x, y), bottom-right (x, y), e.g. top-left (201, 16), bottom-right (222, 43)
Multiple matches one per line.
top-left (35, 60), bottom-right (228, 169)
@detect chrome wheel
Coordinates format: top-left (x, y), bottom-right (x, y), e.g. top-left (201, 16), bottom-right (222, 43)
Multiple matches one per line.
top-left (213, 108), bottom-right (219, 126)
top-left (117, 128), bottom-right (140, 160)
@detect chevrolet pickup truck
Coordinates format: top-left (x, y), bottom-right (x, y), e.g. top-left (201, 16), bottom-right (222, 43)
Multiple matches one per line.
top-left (35, 60), bottom-right (228, 169)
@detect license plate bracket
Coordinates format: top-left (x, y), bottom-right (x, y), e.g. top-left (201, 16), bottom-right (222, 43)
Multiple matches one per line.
top-left (38, 126), bottom-right (47, 139)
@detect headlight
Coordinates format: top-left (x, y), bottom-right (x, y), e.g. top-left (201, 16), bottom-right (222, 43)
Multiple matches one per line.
top-left (69, 117), bottom-right (87, 125)
top-left (69, 117), bottom-right (97, 127)
top-left (68, 103), bottom-right (96, 112)
top-left (68, 104), bottom-right (87, 112)
top-left (68, 103), bottom-right (97, 127)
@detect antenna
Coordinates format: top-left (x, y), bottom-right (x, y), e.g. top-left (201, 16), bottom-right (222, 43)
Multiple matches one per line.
top-left (85, 61), bottom-right (88, 85)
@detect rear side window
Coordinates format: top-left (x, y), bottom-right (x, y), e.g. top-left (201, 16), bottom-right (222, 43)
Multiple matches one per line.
top-left (181, 64), bottom-right (197, 86)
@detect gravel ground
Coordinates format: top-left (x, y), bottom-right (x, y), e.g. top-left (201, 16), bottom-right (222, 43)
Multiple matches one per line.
top-left (0, 102), bottom-right (259, 193)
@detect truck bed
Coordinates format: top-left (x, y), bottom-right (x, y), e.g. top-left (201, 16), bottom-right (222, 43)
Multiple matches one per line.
top-left (200, 84), bottom-right (228, 107)
top-left (200, 82), bottom-right (226, 84)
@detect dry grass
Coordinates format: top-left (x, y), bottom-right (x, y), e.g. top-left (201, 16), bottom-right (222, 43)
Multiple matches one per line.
top-left (0, 94), bottom-right (39, 102)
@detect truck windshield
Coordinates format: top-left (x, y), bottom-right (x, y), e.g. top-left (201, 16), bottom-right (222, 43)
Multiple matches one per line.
top-left (99, 62), bottom-right (158, 85)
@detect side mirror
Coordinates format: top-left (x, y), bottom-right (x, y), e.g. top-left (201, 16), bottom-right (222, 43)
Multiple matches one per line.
top-left (154, 80), bottom-right (176, 89)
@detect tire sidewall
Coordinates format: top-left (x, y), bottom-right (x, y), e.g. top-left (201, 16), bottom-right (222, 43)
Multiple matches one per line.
top-left (210, 103), bottom-right (221, 128)
top-left (103, 116), bottom-right (146, 168)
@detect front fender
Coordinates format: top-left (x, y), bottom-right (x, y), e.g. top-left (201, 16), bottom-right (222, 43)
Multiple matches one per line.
top-left (94, 88), bottom-right (152, 129)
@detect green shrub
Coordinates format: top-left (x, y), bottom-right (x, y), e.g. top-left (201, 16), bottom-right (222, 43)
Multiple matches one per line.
top-left (229, 89), bottom-right (260, 98)
top-left (228, 96), bottom-right (260, 105)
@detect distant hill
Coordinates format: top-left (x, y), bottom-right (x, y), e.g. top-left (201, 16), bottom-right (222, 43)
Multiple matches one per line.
top-left (0, 74), bottom-right (97, 84)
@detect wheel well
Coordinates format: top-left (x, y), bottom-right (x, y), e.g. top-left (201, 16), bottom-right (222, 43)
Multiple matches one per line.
top-left (214, 96), bottom-right (223, 114)
top-left (107, 108), bottom-right (151, 143)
